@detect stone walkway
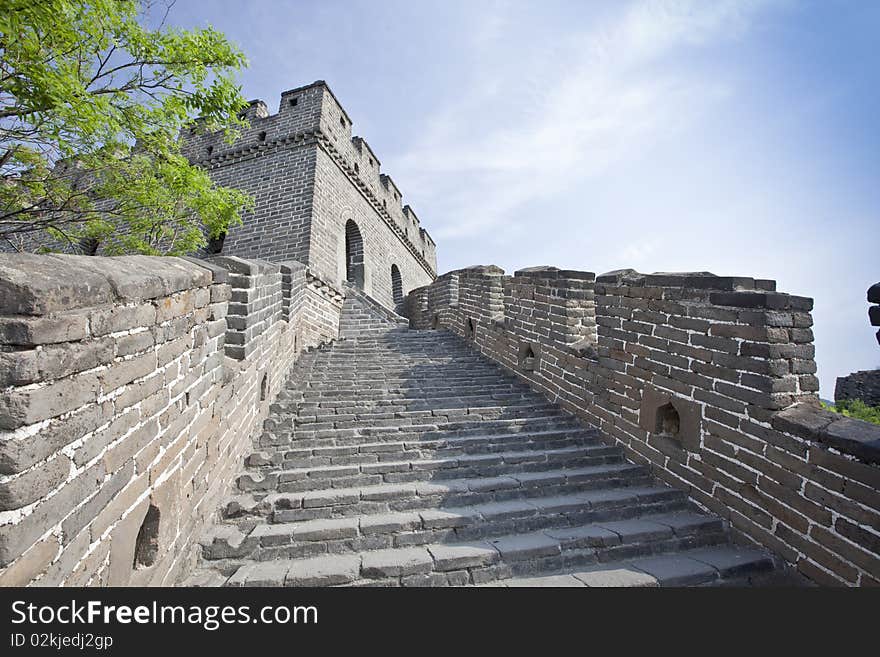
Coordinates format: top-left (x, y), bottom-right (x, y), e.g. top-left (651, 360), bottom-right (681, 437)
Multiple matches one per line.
top-left (186, 293), bottom-right (779, 586)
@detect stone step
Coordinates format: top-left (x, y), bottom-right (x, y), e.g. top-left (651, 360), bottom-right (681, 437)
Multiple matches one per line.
top-left (305, 355), bottom-right (485, 364)
top-left (290, 385), bottom-right (538, 401)
top-left (319, 360), bottom-right (491, 367)
top-left (286, 399), bottom-right (560, 414)
top-left (314, 344), bottom-right (474, 352)
top-left (279, 403), bottom-right (566, 426)
top-left (299, 349), bottom-right (485, 358)
top-left (282, 405), bottom-right (564, 423)
top-left (221, 468), bottom-right (664, 523)
top-left (293, 367), bottom-right (509, 376)
top-left (247, 428), bottom-right (605, 469)
top-left (280, 396), bottom-right (557, 414)
top-left (206, 495), bottom-right (712, 562)
top-left (237, 444), bottom-right (625, 493)
top-left (295, 351), bottom-right (505, 360)
top-left (194, 309), bottom-right (775, 586)
top-left (220, 515), bottom-right (754, 587)
top-left (480, 545), bottom-right (777, 587)
top-left (290, 380), bottom-right (532, 393)
top-left (277, 412), bottom-right (575, 435)
top-left (260, 415), bottom-right (588, 447)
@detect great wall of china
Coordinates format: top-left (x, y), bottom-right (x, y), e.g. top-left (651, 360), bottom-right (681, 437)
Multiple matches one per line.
top-left (1, 83), bottom-right (877, 587)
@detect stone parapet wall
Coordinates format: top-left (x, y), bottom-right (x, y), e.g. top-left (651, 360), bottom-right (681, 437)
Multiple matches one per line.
top-left (504, 267), bottom-right (597, 350)
top-left (835, 370), bottom-right (880, 407)
top-left (406, 265), bottom-right (880, 586)
top-left (0, 254), bottom-right (345, 586)
top-left (210, 257), bottom-right (283, 361)
top-left (301, 269), bottom-right (345, 347)
top-left (406, 271), bottom-right (459, 329)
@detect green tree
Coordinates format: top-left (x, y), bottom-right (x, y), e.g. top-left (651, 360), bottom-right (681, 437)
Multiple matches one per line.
top-left (0, 0), bottom-right (253, 255)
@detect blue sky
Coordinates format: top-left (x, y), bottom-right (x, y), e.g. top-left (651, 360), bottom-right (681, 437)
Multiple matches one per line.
top-left (169, 0), bottom-right (879, 396)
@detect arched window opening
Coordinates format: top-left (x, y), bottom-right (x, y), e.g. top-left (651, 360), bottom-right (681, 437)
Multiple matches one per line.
top-left (465, 317), bottom-right (476, 340)
top-left (207, 231), bottom-right (226, 255)
top-left (260, 372), bottom-right (268, 401)
top-left (133, 505), bottom-right (160, 569)
top-left (432, 314), bottom-right (440, 329)
top-left (391, 264), bottom-right (403, 305)
top-left (345, 220), bottom-right (365, 289)
top-left (79, 237), bottom-right (99, 256)
top-left (655, 403), bottom-right (681, 437)
top-left (518, 343), bottom-right (539, 371)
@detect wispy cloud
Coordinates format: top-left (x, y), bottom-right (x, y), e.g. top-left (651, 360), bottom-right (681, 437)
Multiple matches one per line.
top-left (390, 0), bottom-right (776, 239)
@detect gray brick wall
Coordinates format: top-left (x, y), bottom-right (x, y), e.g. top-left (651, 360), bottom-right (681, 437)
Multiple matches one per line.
top-left (406, 265), bottom-right (880, 586)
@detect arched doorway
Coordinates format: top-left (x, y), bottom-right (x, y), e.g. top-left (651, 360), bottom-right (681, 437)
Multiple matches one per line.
top-left (345, 219), bottom-right (364, 289)
top-left (391, 264), bottom-right (403, 305)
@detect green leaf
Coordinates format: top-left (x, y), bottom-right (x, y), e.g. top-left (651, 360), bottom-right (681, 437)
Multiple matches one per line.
top-left (1, 0), bottom-right (253, 255)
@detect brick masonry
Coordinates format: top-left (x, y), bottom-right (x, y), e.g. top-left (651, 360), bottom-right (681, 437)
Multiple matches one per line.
top-left (0, 253), bottom-right (344, 586)
top-left (180, 81), bottom-right (437, 310)
top-left (406, 266), bottom-right (880, 586)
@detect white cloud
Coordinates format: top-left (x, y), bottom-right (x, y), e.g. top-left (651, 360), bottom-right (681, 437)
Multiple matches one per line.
top-left (389, 0), bottom-right (775, 240)
top-left (619, 239), bottom-right (661, 263)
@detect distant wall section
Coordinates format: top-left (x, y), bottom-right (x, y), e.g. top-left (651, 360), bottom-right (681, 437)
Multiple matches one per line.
top-left (180, 81), bottom-right (437, 307)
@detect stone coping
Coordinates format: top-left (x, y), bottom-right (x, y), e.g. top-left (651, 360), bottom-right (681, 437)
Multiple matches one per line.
top-left (772, 403), bottom-right (880, 465)
top-left (0, 254), bottom-right (214, 315)
top-left (596, 268), bottom-right (777, 292)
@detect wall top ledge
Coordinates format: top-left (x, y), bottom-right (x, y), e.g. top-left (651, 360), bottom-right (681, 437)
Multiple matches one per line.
top-left (0, 254), bottom-right (214, 316)
top-left (206, 255), bottom-right (282, 276)
top-left (460, 265), bottom-right (505, 275)
top-left (514, 266), bottom-right (596, 281)
top-left (596, 268), bottom-right (776, 292)
top-left (772, 403), bottom-right (880, 465)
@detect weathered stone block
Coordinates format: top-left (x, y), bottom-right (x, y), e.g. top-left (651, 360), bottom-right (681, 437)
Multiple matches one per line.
top-left (99, 351), bottom-right (158, 393)
top-left (0, 454), bottom-right (70, 511)
top-left (0, 255), bottom-right (117, 314)
top-left (0, 339), bottom-right (115, 386)
top-left (0, 535), bottom-right (58, 586)
top-left (0, 460), bottom-right (105, 567)
top-left (0, 373), bottom-right (101, 429)
top-left (90, 303), bottom-right (157, 337)
top-left (0, 314), bottom-right (88, 345)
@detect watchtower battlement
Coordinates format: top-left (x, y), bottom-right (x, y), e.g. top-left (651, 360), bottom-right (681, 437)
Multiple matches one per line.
top-left (180, 82), bottom-right (437, 307)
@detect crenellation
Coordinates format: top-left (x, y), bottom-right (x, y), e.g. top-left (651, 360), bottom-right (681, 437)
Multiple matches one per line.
top-left (241, 99), bottom-right (269, 121)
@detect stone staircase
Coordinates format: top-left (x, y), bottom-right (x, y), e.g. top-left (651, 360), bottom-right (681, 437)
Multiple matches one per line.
top-left (338, 283), bottom-right (409, 338)
top-left (186, 293), bottom-right (781, 587)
